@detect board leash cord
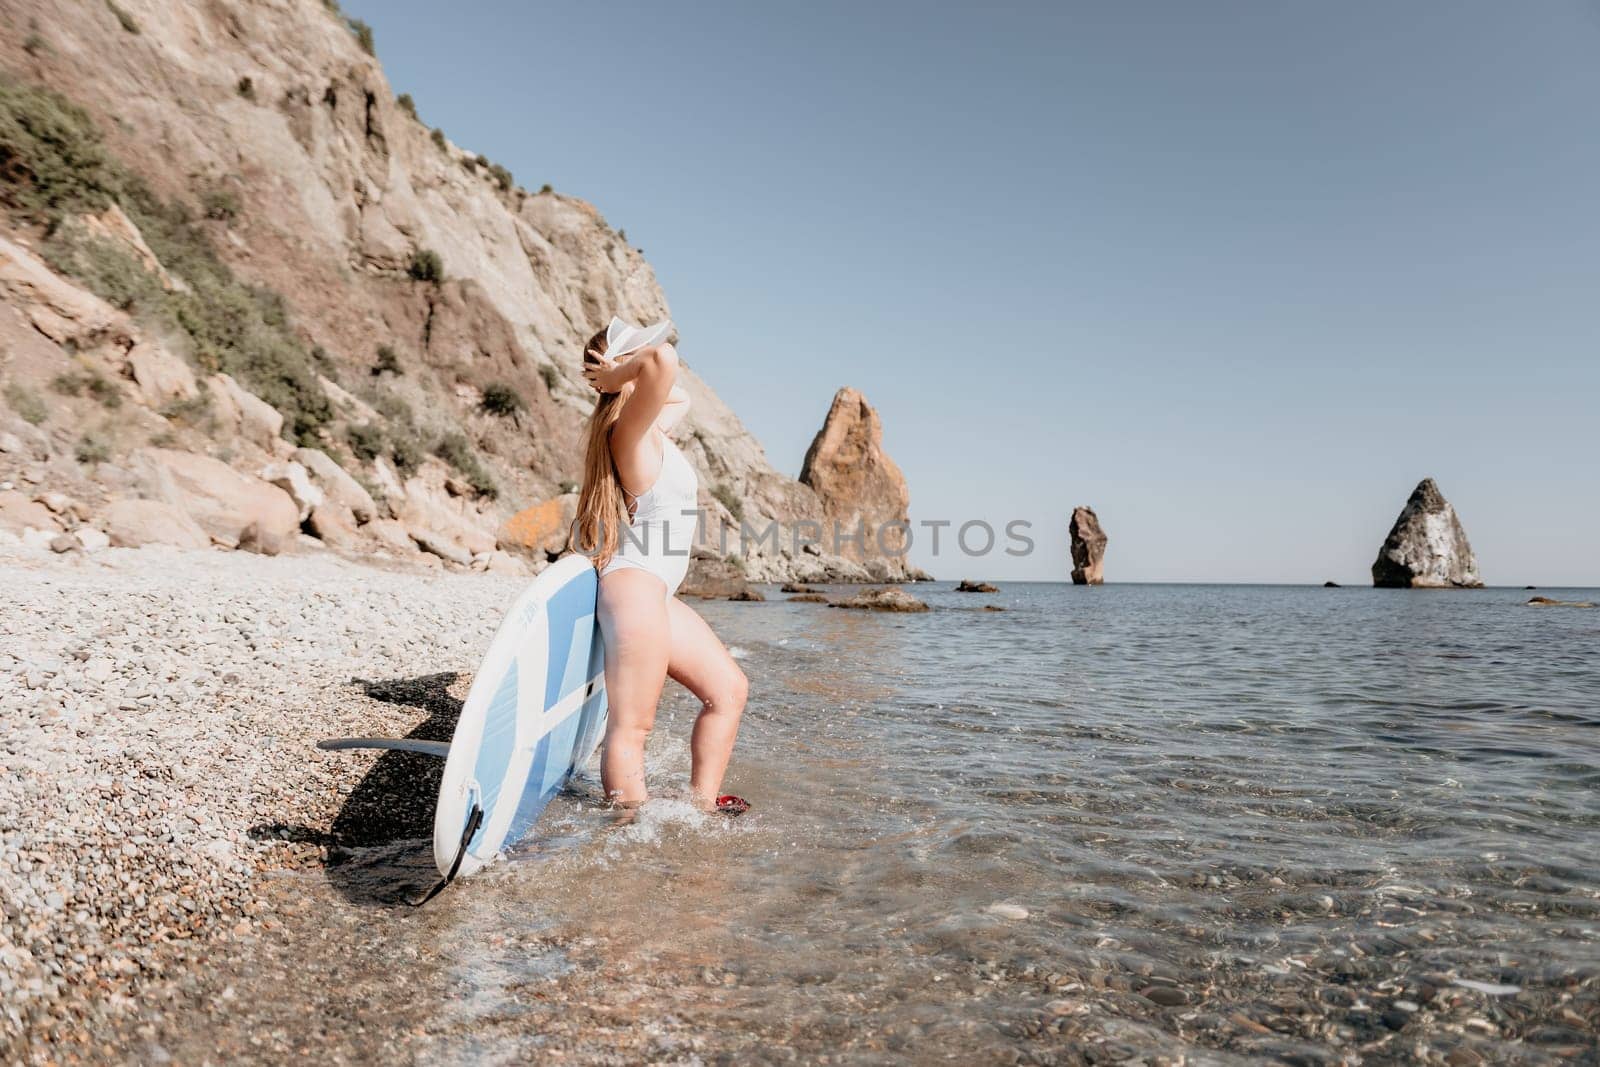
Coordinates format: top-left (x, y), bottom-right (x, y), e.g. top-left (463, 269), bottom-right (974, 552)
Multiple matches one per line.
top-left (411, 803), bottom-right (484, 907)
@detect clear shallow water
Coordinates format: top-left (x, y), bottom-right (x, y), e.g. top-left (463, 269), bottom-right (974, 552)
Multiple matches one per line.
top-left (143, 584), bottom-right (1599, 1064)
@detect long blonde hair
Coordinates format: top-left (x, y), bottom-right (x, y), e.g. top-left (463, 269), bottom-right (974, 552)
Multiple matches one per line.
top-left (570, 328), bottom-right (630, 570)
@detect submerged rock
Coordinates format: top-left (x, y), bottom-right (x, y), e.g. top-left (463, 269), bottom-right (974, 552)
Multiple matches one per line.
top-left (1372, 478), bottom-right (1483, 588)
top-left (956, 579), bottom-right (998, 593)
top-left (829, 587), bottom-right (929, 613)
top-left (1527, 596), bottom-right (1594, 608)
top-left (1069, 506), bottom-right (1107, 585)
top-left (680, 550), bottom-right (756, 600)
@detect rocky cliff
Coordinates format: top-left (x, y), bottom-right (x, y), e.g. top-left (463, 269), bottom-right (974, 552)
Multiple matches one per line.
top-left (798, 387), bottom-right (918, 582)
top-left (1069, 505), bottom-right (1106, 585)
top-left (0, 0), bottom-right (883, 582)
top-left (1372, 477), bottom-right (1483, 588)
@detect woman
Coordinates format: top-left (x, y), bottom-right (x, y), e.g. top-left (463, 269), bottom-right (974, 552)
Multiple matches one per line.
top-left (571, 321), bottom-right (750, 814)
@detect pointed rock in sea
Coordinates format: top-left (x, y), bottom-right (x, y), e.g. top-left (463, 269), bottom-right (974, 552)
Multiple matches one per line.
top-left (1371, 478), bottom-right (1483, 588)
top-left (1069, 506), bottom-right (1107, 585)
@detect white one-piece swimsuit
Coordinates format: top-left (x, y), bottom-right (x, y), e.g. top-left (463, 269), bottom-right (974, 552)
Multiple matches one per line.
top-left (599, 432), bottom-right (699, 597)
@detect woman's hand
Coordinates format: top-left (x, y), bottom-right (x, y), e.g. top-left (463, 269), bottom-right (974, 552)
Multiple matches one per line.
top-left (583, 348), bottom-right (634, 394)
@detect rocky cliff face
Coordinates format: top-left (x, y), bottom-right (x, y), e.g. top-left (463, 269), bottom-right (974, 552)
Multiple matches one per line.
top-left (0, 0), bottom-right (879, 582)
top-left (798, 387), bottom-right (918, 582)
top-left (1372, 478), bottom-right (1483, 588)
top-left (1069, 505), bottom-right (1107, 585)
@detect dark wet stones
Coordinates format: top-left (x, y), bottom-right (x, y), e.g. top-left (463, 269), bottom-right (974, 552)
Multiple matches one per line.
top-left (1138, 985), bottom-right (1189, 1007)
top-left (1381, 1006), bottom-right (1412, 1030)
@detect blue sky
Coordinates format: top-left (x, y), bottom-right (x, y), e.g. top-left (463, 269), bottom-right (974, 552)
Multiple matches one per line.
top-left (344, 1), bottom-right (1600, 583)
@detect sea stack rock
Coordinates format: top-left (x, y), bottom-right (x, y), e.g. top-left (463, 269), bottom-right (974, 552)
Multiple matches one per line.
top-left (799, 388), bottom-right (913, 578)
top-left (1371, 478), bottom-right (1483, 588)
top-left (1069, 506), bottom-right (1107, 585)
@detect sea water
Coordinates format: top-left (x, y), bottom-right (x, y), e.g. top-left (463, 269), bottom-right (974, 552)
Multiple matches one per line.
top-left (137, 584), bottom-right (1600, 1064)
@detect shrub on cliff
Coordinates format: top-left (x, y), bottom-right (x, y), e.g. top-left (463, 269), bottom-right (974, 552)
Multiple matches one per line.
top-left (711, 483), bottom-right (744, 522)
top-left (345, 421), bottom-right (386, 461)
top-left (50, 369), bottom-right (120, 408)
top-left (75, 432), bottom-right (111, 463)
top-left (373, 345), bottom-right (403, 376)
top-left (0, 77), bottom-right (334, 446)
top-left (434, 432), bottom-right (497, 498)
top-left (41, 224), bottom-right (160, 311)
top-left (0, 77), bottom-right (123, 216)
top-left (396, 93), bottom-right (417, 119)
top-left (390, 435), bottom-right (421, 473)
top-left (346, 18), bottom-right (375, 55)
top-left (201, 187), bottom-right (240, 221)
top-left (4, 384), bottom-right (47, 425)
top-left (407, 248), bottom-right (444, 283)
top-left (480, 383), bottom-right (523, 417)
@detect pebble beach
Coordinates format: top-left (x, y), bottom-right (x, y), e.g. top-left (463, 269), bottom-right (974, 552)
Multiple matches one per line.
top-left (0, 543), bottom-right (524, 1060)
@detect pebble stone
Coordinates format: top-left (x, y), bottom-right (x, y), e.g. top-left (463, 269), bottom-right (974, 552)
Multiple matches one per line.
top-left (0, 542), bottom-right (523, 1054)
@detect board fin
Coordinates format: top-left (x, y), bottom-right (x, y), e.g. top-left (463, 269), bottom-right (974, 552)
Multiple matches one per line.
top-left (317, 737), bottom-right (451, 758)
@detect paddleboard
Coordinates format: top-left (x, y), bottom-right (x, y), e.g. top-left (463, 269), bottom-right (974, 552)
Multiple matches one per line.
top-left (318, 553), bottom-right (608, 895)
top-left (432, 553), bottom-right (608, 877)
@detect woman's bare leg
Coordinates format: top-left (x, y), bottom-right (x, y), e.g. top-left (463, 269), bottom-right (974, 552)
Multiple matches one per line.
top-left (597, 570), bottom-right (671, 805)
top-left (665, 597), bottom-right (749, 809)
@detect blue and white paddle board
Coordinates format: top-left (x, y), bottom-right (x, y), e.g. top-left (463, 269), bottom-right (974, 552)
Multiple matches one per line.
top-left (431, 554), bottom-right (608, 877)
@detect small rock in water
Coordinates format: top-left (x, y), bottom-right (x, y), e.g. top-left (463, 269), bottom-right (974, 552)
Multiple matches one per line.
top-left (1139, 985), bottom-right (1189, 1007)
top-left (1452, 978), bottom-right (1522, 996)
top-left (986, 902), bottom-right (1030, 920)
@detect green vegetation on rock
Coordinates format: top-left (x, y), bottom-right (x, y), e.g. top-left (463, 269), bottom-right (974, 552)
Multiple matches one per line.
top-left (0, 76), bottom-right (333, 445)
top-left (407, 247), bottom-right (443, 283)
top-left (373, 345), bottom-right (402, 376)
top-left (75, 432), bottom-right (111, 464)
top-left (346, 18), bottom-right (374, 55)
top-left (50, 369), bottom-right (121, 408)
top-left (712, 483), bottom-right (744, 522)
top-left (480, 382), bottom-right (523, 417)
top-left (4, 383), bottom-right (48, 425)
top-left (434, 432), bottom-right (497, 498)
top-left (41, 224), bottom-right (159, 311)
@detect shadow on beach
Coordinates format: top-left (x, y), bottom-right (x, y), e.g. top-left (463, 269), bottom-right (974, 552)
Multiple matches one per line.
top-left (248, 671), bottom-right (463, 908)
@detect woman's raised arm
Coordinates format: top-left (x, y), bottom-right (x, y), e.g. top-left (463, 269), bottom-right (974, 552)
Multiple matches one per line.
top-left (609, 343), bottom-right (679, 452)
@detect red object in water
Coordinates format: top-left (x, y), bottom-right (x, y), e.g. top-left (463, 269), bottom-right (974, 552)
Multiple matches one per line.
top-left (715, 795), bottom-right (751, 816)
